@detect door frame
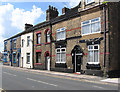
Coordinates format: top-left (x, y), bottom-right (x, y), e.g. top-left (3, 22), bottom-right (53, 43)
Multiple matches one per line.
top-left (46, 56), bottom-right (50, 71)
top-left (75, 53), bottom-right (82, 73)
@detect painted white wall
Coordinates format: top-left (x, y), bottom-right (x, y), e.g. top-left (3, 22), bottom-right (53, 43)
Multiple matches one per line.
top-left (21, 32), bottom-right (33, 68)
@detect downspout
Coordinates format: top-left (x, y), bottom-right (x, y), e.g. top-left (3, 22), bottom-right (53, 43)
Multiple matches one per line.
top-left (103, 4), bottom-right (107, 77)
top-left (50, 21), bottom-right (52, 71)
top-left (32, 29), bottom-right (34, 69)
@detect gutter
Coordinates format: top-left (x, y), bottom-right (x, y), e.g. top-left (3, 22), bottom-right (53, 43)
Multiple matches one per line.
top-left (32, 28), bottom-right (34, 69)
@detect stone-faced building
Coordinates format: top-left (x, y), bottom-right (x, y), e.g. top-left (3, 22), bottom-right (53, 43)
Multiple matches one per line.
top-left (4, 34), bottom-right (21, 67)
top-left (49, 0), bottom-right (120, 77)
top-left (33, 6), bottom-right (58, 70)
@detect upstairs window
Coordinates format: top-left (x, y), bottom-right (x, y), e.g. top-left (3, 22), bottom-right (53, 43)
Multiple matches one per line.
top-left (46, 31), bottom-right (50, 43)
top-left (45, 29), bottom-right (51, 43)
top-left (86, 0), bottom-right (94, 5)
top-left (57, 27), bottom-right (66, 41)
top-left (13, 40), bottom-right (16, 49)
top-left (27, 36), bottom-right (30, 46)
top-left (37, 34), bottom-right (41, 44)
top-left (4, 41), bottom-right (7, 51)
top-left (22, 39), bottom-right (24, 47)
top-left (81, 17), bottom-right (101, 35)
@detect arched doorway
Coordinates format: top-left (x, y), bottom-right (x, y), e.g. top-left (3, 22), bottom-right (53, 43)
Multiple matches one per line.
top-left (71, 45), bottom-right (83, 73)
top-left (44, 51), bottom-right (51, 71)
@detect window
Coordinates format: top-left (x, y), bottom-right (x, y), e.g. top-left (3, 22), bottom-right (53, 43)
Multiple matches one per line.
top-left (22, 39), bottom-right (24, 47)
top-left (46, 31), bottom-right (50, 43)
top-left (86, 0), bottom-right (94, 4)
top-left (37, 34), bottom-right (41, 44)
top-left (13, 40), bottom-right (16, 49)
top-left (13, 54), bottom-right (16, 63)
top-left (88, 45), bottom-right (99, 64)
top-left (56, 48), bottom-right (66, 63)
top-left (57, 27), bottom-right (66, 41)
top-left (4, 41), bottom-right (7, 51)
top-left (27, 36), bottom-right (30, 46)
top-left (36, 52), bottom-right (41, 63)
top-left (27, 53), bottom-right (30, 64)
top-left (81, 17), bottom-right (101, 35)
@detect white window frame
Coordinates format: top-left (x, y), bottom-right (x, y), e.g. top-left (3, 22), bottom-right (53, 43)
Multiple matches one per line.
top-left (26, 53), bottom-right (30, 64)
top-left (37, 33), bottom-right (41, 44)
top-left (88, 44), bottom-right (100, 64)
top-left (22, 39), bottom-right (24, 47)
top-left (46, 31), bottom-right (50, 43)
top-left (86, 0), bottom-right (95, 5)
top-left (81, 17), bottom-right (101, 36)
top-left (13, 40), bottom-right (16, 49)
top-left (56, 27), bottom-right (66, 41)
top-left (56, 48), bottom-right (66, 63)
top-left (27, 36), bottom-right (30, 47)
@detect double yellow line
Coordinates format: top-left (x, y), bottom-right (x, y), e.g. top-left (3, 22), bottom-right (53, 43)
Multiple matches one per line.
top-left (0, 88), bottom-right (6, 92)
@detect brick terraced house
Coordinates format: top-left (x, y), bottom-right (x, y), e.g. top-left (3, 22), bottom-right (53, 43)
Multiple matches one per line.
top-left (4, 34), bottom-right (21, 67)
top-left (3, 0), bottom-right (120, 77)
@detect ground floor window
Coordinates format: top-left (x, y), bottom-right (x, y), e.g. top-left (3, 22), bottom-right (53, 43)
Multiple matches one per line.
top-left (27, 53), bottom-right (30, 64)
top-left (56, 48), bottom-right (66, 63)
top-left (13, 54), bottom-right (16, 63)
top-left (88, 45), bottom-right (99, 64)
top-left (36, 52), bottom-right (41, 63)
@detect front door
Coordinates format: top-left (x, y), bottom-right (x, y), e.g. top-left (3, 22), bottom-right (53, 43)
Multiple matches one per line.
top-left (75, 54), bottom-right (82, 73)
top-left (46, 56), bottom-right (50, 71)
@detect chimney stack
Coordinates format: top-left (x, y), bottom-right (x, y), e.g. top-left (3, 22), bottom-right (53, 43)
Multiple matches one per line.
top-left (46, 5), bottom-right (59, 21)
top-left (62, 7), bottom-right (69, 14)
top-left (81, 0), bottom-right (85, 9)
top-left (25, 23), bottom-right (33, 31)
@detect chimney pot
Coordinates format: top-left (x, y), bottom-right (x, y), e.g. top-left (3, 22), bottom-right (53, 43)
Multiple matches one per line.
top-left (25, 23), bottom-right (33, 31)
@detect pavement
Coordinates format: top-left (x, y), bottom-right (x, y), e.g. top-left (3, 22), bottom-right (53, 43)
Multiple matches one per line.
top-left (2, 65), bottom-right (120, 85)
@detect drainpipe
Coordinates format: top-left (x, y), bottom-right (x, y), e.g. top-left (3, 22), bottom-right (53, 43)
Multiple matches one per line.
top-left (50, 21), bottom-right (52, 71)
top-left (103, 4), bottom-right (107, 77)
top-left (32, 29), bottom-right (34, 69)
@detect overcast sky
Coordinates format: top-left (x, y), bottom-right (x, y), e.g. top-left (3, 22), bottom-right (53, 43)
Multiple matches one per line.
top-left (0, 0), bottom-right (80, 52)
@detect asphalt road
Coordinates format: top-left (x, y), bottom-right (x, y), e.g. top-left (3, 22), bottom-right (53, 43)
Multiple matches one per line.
top-left (1, 65), bottom-right (119, 91)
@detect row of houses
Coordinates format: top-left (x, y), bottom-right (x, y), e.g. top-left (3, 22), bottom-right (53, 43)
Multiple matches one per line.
top-left (3, 0), bottom-right (120, 77)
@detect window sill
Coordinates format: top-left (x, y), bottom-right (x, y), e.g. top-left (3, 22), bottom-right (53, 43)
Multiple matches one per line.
top-left (87, 62), bottom-right (100, 65)
top-left (45, 42), bottom-right (51, 45)
top-left (56, 62), bottom-right (66, 64)
top-left (36, 44), bottom-right (41, 46)
top-left (34, 63), bottom-right (43, 65)
top-left (82, 31), bottom-right (101, 36)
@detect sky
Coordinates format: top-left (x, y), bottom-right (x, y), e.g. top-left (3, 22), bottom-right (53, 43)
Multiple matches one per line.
top-left (0, 0), bottom-right (81, 52)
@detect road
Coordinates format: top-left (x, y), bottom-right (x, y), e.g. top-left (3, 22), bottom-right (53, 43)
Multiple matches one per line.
top-left (1, 65), bottom-right (119, 91)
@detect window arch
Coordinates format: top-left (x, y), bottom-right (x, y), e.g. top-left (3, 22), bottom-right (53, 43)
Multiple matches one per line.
top-left (44, 51), bottom-right (51, 57)
top-left (45, 28), bottom-right (51, 43)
